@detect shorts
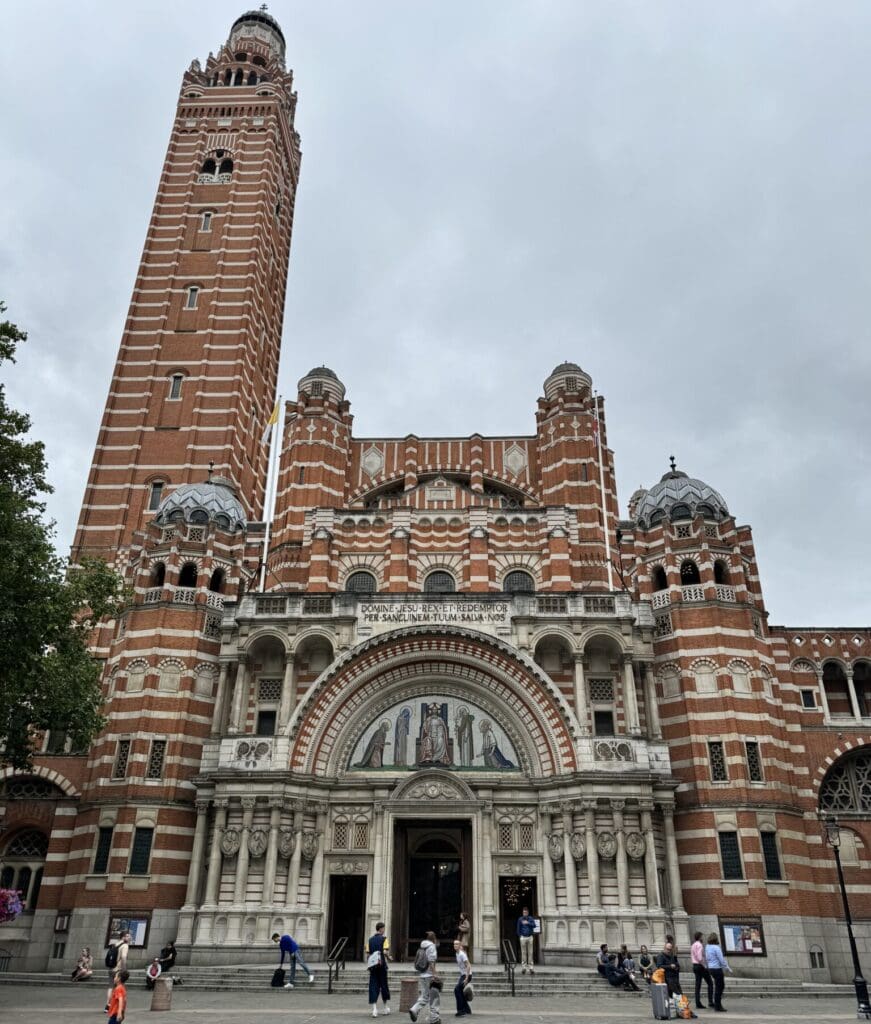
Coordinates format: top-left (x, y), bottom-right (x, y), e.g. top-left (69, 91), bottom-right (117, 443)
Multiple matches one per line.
top-left (108, 1016), bottom-right (120, 1024)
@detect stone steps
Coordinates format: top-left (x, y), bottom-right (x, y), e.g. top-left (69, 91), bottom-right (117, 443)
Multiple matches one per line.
top-left (0, 966), bottom-right (853, 998)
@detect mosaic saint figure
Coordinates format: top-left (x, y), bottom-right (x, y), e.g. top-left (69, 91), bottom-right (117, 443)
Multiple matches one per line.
top-left (479, 718), bottom-right (515, 769)
top-left (355, 719), bottom-right (390, 768)
top-left (394, 706), bottom-right (412, 766)
top-left (419, 703), bottom-right (452, 765)
top-left (455, 705), bottom-right (475, 766)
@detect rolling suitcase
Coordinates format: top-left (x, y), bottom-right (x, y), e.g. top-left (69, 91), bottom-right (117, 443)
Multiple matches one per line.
top-left (271, 967), bottom-right (286, 988)
top-left (651, 982), bottom-right (671, 1020)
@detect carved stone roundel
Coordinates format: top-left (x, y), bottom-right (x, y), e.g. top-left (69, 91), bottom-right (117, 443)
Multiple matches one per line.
top-left (597, 830), bottom-right (617, 860)
top-left (569, 831), bottom-right (586, 861)
top-left (625, 831), bottom-right (646, 860)
top-left (220, 827), bottom-right (241, 857)
top-left (547, 834), bottom-right (563, 863)
top-left (278, 829), bottom-right (296, 859)
top-left (248, 826), bottom-right (269, 858)
top-left (301, 832), bottom-right (319, 862)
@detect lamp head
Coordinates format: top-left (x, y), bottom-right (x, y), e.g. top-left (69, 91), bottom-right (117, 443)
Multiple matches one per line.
top-left (822, 814), bottom-right (841, 848)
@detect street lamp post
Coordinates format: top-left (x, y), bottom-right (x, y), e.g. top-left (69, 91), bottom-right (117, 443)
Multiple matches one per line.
top-left (821, 815), bottom-right (871, 1019)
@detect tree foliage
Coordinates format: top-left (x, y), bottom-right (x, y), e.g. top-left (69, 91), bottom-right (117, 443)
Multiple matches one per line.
top-left (0, 302), bottom-right (126, 770)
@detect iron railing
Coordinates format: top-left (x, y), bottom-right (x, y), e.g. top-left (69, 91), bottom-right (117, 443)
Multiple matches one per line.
top-left (326, 936), bottom-right (349, 993)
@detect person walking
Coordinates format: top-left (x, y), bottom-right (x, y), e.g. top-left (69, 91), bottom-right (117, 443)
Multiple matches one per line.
top-left (366, 921), bottom-right (391, 1017)
top-left (516, 906), bottom-right (535, 974)
top-left (691, 930), bottom-right (713, 1009)
top-left (409, 931), bottom-right (440, 1024)
top-left (453, 938), bottom-right (472, 1017)
top-left (271, 932), bottom-right (315, 988)
top-left (105, 932), bottom-right (130, 1011)
top-left (655, 940), bottom-right (682, 998)
top-left (106, 969), bottom-right (129, 1024)
top-left (705, 932), bottom-right (732, 1012)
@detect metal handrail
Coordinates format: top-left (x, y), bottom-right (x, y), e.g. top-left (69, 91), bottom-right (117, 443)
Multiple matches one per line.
top-left (500, 939), bottom-right (517, 997)
top-left (0, 948), bottom-right (11, 973)
top-left (326, 936), bottom-right (349, 994)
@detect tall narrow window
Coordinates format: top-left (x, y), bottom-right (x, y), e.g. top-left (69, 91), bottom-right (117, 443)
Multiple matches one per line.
top-left (760, 832), bottom-right (783, 880)
top-left (708, 741), bottom-right (727, 781)
top-left (169, 374), bottom-right (183, 400)
top-left (112, 739), bottom-right (131, 780)
top-left (129, 827), bottom-right (154, 875)
top-left (745, 741), bottom-right (763, 782)
top-left (718, 831), bottom-right (743, 880)
top-left (146, 740), bottom-right (166, 780)
top-left (93, 827), bottom-right (113, 873)
top-left (200, 211), bottom-right (212, 231)
top-left (185, 286), bottom-right (199, 310)
top-left (652, 566), bottom-right (668, 591)
top-left (148, 482), bottom-right (164, 511)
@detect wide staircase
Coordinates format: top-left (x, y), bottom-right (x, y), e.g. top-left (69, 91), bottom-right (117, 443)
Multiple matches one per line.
top-left (0, 961), bottom-right (852, 998)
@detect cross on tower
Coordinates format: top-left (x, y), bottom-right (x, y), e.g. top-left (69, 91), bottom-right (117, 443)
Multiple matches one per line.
top-left (669, 454), bottom-right (677, 472)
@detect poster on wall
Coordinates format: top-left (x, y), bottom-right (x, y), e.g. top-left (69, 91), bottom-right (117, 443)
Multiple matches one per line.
top-left (105, 912), bottom-right (150, 948)
top-left (718, 917), bottom-right (766, 956)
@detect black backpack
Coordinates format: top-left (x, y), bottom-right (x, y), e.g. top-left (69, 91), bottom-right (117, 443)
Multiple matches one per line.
top-left (105, 944), bottom-right (118, 969)
top-left (414, 944), bottom-right (430, 973)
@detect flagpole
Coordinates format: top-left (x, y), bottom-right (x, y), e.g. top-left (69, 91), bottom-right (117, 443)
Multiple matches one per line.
top-left (593, 391), bottom-right (615, 591)
top-left (259, 396), bottom-right (282, 593)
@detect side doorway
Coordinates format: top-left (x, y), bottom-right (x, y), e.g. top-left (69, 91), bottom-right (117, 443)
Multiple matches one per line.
top-left (328, 874), bottom-right (367, 960)
top-left (498, 876), bottom-right (538, 964)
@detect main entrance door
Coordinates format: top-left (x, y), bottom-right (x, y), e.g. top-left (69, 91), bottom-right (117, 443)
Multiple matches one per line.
top-left (498, 875), bottom-right (537, 964)
top-left (393, 821), bottom-right (472, 960)
top-left (328, 874), bottom-right (367, 960)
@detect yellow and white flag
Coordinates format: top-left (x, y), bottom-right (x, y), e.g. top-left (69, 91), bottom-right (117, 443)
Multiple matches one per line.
top-left (261, 400), bottom-right (280, 445)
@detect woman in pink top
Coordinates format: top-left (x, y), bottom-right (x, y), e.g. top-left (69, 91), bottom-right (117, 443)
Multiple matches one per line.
top-left (691, 931), bottom-right (713, 1009)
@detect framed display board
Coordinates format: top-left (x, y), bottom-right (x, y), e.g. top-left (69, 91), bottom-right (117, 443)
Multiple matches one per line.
top-left (105, 912), bottom-right (151, 949)
top-left (718, 916), bottom-right (766, 957)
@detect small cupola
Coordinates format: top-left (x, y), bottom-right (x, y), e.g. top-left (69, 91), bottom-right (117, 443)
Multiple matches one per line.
top-left (297, 366), bottom-right (346, 402)
top-left (543, 361), bottom-right (593, 400)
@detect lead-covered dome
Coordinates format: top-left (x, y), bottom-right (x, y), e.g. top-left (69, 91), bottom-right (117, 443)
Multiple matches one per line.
top-left (634, 465), bottom-right (729, 528)
top-left (298, 366), bottom-right (346, 402)
top-left (543, 361), bottom-right (592, 399)
top-left (155, 476), bottom-right (246, 532)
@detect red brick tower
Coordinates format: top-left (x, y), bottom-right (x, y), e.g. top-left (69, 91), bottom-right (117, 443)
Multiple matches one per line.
top-left (72, 10), bottom-right (301, 567)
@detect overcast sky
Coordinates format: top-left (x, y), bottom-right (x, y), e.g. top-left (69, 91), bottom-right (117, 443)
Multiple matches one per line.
top-left (2, 1), bottom-right (869, 627)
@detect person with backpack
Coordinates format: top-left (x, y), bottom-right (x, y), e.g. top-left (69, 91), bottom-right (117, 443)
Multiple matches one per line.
top-left (105, 932), bottom-right (130, 1011)
top-left (409, 931), bottom-right (440, 1024)
top-left (365, 921), bottom-right (391, 1017)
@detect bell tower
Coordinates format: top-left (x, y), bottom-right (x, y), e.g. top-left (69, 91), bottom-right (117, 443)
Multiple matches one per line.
top-left (72, 10), bottom-right (301, 566)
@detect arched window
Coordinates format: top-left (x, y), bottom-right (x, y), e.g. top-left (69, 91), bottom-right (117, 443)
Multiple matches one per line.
top-left (218, 158), bottom-right (234, 179)
top-left (200, 210), bottom-right (212, 231)
top-left (169, 373), bottom-right (184, 400)
top-left (697, 503), bottom-right (715, 518)
top-left (652, 566), bottom-right (668, 591)
top-left (151, 562), bottom-right (166, 587)
top-left (248, 71), bottom-right (258, 85)
top-left (649, 509), bottom-right (665, 526)
top-left (680, 560), bottom-right (700, 585)
top-left (189, 509), bottom-right (208, 524)
top-left (819, 749), bottom-right (871, 813)
top-left (201, 158), bottom-right (216, 178)
top-left (178, 562), bottom-right (198, 588)
top-left (346, 571), bottom-right (377, 594)
top-left (713, 560), bottom-right (729, 584)
top-left (224, 69), bottom-right (232, 85)
top-left (147, 481), bottom-right (164, 511)
top-left (424, 571), bottom-right (456, 594)
top-left (252, 55), bottom-right (266, 67)
top-left (233, 69), bottom-right (244, 86)
top-left (504, 570), bottom-right (535, 594)
top-left (1, 830), bottom-right (48, 910)
top-left (208, 568), bottom-right (225, 594)
top-left (185, 285), bottom-right (199, 310)
top-left (671, 503), bottom-right (692, 521)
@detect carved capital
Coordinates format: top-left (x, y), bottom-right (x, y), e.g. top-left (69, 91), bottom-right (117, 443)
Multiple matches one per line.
top-left (214, 798), bottom-right (230, 810)
top-left (241, 797), bottom-right (257, 812)
top-left (195, 800), bottom-right (211, 815)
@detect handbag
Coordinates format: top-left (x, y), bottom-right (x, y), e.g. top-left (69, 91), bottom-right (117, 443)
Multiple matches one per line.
top-left (429, 976), bottom-right (443, 991)
top-left (366, 950), bottom-right (382, 969)
top-left (462, 983), bottom-right (474, 1002)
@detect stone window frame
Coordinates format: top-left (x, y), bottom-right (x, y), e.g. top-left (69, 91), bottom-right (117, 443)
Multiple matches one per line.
top-left (759, 829), bottom-right (783, 881)
top-left (145, 738), bottom-right (167, 781)
top-left (745, 740), bottom-right (764, 783)
top-left (708, 740), bottom-right (728, 783)
top-left (717, 830), bottom-right (744, 881)
top-left (112, 738), bottom-right (132, 780)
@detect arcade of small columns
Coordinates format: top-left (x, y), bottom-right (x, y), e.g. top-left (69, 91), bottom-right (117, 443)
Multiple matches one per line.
top-left (176, 787), bottom-right (686, 953)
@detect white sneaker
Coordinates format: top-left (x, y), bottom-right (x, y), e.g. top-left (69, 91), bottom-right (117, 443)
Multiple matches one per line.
top-left (284, 982), bottom-right (294, 989)
top-left (309, 974), bottom-right (315, 984)
top-left (383, 1008), bottom-right (391, 1016)
top-left (372, 1008), bottom-right (378, 1017)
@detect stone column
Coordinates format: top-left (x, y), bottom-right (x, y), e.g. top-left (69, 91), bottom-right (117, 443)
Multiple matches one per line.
top-left (203, 799), bottom-right (228, 906)
top-left (574, 654), bottom-right (590, 734)
top-left (640, 803), bottom-right (660, 909)
top-left (846, 667), bottom-right (863, 721)
top-left (562, 805), bottom-right (579, 910)
top-left (308, 807), bottom-right (327, 910)
top-left (211, 664), bottom-right (230, 737)
top-left (660, 803), bottom-right (685, 912)
top-left (539, 807), bottom-right (557, 915)
top-left (480, 803), bottom-right (495, 945)
top-left (233, 797), bottom-right (256, 904)
top-left (816, 669), bottom-right (831, 720)
top-left (583, 800), bottom-right (601, 910)
top-left (643, 664), bottom-right (662, 739)
top-left (277, 655), bottom-right (295, 731)
top-left (262, 800), bottom-right (283, 905)
top-left (183, 799), bottom-right (211, 907)
top-left (623, 657), bottom-right (641, 736)
top-left (228, 658), bottom-right (248, 734)
top-left (286, 804), bottom-right (304, 908)
top-left (612, 800), bottom-right (630, 909)
top-left (370, 802), bottom-right (387, 914)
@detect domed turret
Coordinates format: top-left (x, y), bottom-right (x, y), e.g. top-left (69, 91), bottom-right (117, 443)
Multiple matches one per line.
top-left (298, 366), bottom-right (346, 402)
top-left (228, 10), bottom-right (286, 62)
top-left (155, 476), bottom-right (246, 532)
top-left (543, 361), bottom-right (592, 400)
top-left (634, 461), bottom-right (729, 528)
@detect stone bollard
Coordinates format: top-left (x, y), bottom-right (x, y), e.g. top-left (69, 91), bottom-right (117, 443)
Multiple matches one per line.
top-left (399, 977), bottom-right (418, 1013)
top-left (150, 976), bottom-right (174, 1011)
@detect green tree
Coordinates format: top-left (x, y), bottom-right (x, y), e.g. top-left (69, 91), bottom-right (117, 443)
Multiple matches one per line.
top-left (0, 302), bottom-right (126, 770)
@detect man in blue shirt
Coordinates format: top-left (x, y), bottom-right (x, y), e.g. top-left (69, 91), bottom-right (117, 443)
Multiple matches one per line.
top-left (516, 907), bottom-right (536, 974)
top-left (271, 932), bottom-right (315, 988)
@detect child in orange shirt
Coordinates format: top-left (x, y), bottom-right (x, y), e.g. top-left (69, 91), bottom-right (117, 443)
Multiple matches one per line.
top-left (107, 969), bottom-right (129, 1024)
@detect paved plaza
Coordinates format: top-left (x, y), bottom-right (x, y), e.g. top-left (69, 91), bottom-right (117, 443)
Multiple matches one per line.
top-left (0, 983), bottom-right (860, 1024)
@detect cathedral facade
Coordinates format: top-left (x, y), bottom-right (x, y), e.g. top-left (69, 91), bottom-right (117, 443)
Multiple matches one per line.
top-left (1, 11), bottom-right (869, 983)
